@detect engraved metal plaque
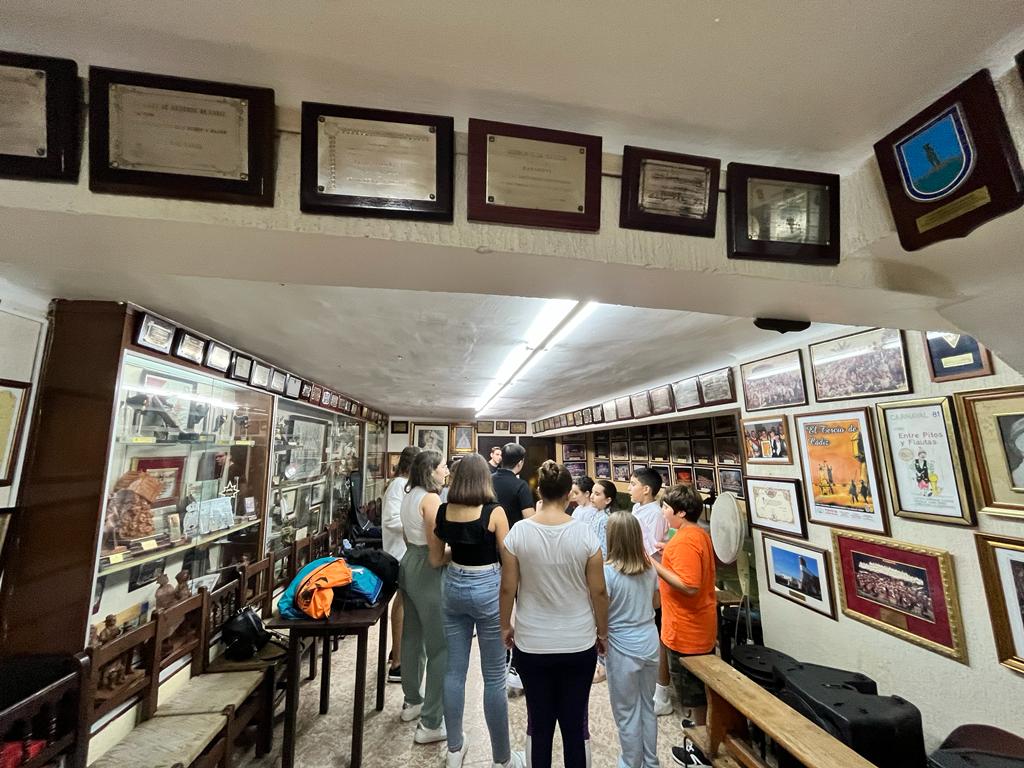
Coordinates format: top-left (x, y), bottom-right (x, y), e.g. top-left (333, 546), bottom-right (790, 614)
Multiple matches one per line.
top-left (747, 178), bottom-right (829, 245)
top-left (485, 134), bottom-right (587, 212)
top-left (317, 115), bottom-right (436, 200)
top-left (638, 159), bottom-right (711, 218)
top-left (0, 64), bottom-right (47, 157)
top-left (108, 83), bottom-right (249, 179)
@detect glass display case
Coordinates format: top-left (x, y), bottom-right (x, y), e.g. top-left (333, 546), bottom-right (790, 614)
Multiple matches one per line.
top-left (363, 420), bottom-right (387, 503)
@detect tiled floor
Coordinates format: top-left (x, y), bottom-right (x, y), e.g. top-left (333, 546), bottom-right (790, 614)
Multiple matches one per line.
top-left (240, 631), bottom-right (687, 767)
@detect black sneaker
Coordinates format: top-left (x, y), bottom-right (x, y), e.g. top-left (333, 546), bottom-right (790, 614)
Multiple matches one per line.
top-left (387, 665), bottom-right (402, 683)
top-left (680, 717), bottom-right (697, 732)
top-left (671, 738), bottom-right (711, 766)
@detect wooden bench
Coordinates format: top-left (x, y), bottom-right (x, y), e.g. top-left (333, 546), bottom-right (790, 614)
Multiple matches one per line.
top-left (682, 654), bottom-right (877, 768)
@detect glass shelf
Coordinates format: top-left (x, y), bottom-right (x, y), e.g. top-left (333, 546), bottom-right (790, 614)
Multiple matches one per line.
top-left (99, 518), bottom-right (261, 576)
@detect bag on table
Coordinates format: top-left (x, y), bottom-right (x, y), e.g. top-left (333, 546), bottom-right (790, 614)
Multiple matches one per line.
top-left (331, 565), bottom-right (384, 611)
top-left (279, 557), bottom-right (353, 620)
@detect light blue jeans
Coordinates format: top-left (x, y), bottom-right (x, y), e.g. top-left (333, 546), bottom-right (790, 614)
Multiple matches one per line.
top-left (442, 563), bottom-right (511, 764)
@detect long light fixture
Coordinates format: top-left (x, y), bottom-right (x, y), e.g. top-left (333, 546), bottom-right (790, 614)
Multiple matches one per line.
top-left (475, 300), bottom-right (598, 417)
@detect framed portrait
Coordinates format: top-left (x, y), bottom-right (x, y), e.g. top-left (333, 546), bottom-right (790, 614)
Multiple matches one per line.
top-left (833, 530), bottom-right (966, 663)
top-left (649, 385), bottom-right (675, 415)
top-left (673, 466), bottom-right (694, 485)
top-left (795, 408), bottom-right (889, 534)
top-left (619, 146), bottom-right (720, 237)
top-left (809, 328), bottom-right (912, 402)
top-left (476, 420), bottom-right (495, 435)
top-left (615, 397), bottom-right (634, 421)
top-left (594, 440), bottom-right (610, 459)
top-left (698, 368), bottom-right (736, 406)
top-left (611, 440), bottom-right (629, 460)
top-left (715, 435), bottom-right (742, 465)
top-left (672, 377), bottom-right (703, 411)
top-left (876, 397), bottom-right (974, 526)
top-left (762, 534), bottom-right (836, 619)
top-left (975, 532), bottom-right (1024, 674)
top-left (612, 462), bottom-right (632, 482)
top-left (496, 420), bottom-right (510, 432)
top-left (746, 476), bottom-right (807, 538)
top-left (922, 331), bottom-right (994, 383)
top-left (670, 421), bottom-right (690, 438)
top-left (412, 423), bottom-right (449, 456)
top-left (595, 460), bottom-right (611, 480)
top-left (564, 461), bottom-right (587, 479)
top-left (648, 423), bottom-right (669, 441)
top-left (741, 415), bottom-right (793, 465)
top-left (718, 467), bottom-right (744, 497)
top-left (649, 439), bottom-right (669, 462)
top-left (740, 349), bottom-right (808, 412)
top-left (955, 386), bottom-right (1024, 518)
top-left (670, 439), bottom-right (692, 464)
top-left (689, 418), bottom-right (712, 438)
top-left (563, 443), bottom-right (587, 462)
top-left (692, 438), bottom-right (715, 465)
top-left (130, 455), bottom-right (186, 507)
top-left (693, 467), bottom-right (717, 495)
top-left (391, 420), bottom-right (409, 435)
top-left (510, 422), bottom-right (527, 435)
top-left (0, 379), bottom-right (31, 486)
top-left (630, 392), bottom-right (653, 419)
top-left (450, 424), bottom-right (476, 453)
top-left (650, 464), bottom-right (671, 489)
top-left (630, 441), bottom-right (649, 461)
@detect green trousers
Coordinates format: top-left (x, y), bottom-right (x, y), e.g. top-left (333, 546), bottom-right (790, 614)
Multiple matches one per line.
top-left (398, 544), bottom-right (447, 729)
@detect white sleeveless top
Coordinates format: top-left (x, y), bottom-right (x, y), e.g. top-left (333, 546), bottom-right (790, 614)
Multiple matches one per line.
top-left (400, 486), bottom-right (431, 545)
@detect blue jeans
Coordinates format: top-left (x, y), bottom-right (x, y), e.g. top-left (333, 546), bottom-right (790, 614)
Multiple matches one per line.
top-left (442, 563), bottom-right (511, 764)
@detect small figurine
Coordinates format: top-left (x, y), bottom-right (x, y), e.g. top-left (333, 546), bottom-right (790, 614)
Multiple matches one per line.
top-left (97, 614), bottom-right (122, 645)
top-left (154, 573), bottom-right (177, 611)
top-left (174, 569), bottom-right (192, 601)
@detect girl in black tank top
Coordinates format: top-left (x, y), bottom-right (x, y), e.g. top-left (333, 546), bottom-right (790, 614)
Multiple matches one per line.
top-left (435, 501), bottom-right (501, 566)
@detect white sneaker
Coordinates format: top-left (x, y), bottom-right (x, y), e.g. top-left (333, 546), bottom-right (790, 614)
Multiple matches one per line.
top-left (400, 702), bottom-right (422, 722)
top-left (494, 750), bottom-right (527, 768)
top-left (446, 733), bottom-right (469, 767)
top-left (507, 666), bottom-right (524, 696)
top-left (413, 720), bottom-right (447, 744)
top-left (654, 695), bottom-right (673, 716)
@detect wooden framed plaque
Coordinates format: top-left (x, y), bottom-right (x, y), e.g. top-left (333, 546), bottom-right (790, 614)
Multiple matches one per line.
top-left (726, 162), bottom-right (840, 265)
top-left (921, 331), bottom-right (993, 383)
top-left (467, 118), bottom-right (602, 231)
top-left (672, 376), bottom-right (703, 411)
top-left (698, 368), bottom-right (736, 406)
top-left (88, 67), bottom-right (275, 205)
top-left (620, 146), bottom-right (720, 237)
top-left (602, 400), bottom-right (618, 422)
top-left (300, 102), bottom-right (454, 221)
top-left (630, 391), bottom-right (652, 419)
top-left (874, 70), bottom-right (1024, 251)
top-left (0, 51), bottom-right (81, 182)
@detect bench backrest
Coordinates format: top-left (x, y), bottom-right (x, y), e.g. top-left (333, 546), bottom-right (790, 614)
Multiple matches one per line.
top-left (293, 536), bottom-right (312, 573)
top-left (272, 544), bottom-right (294, 592)
top-left (311, 529), bottom-right (331, 561)
top-left (87, 620), bottom-right (158, 722)
top-left (239, 554), bottom-right (273, 617)
top-left (153, 592), bottom-right (205, 677)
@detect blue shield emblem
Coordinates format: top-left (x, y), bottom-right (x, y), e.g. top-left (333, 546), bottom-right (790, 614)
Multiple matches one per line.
top-left (894, 103), bottom-right (974, 203)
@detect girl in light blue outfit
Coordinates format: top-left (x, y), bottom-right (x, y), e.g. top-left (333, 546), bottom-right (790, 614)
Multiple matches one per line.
top-left (571, 477), bottom-right (609, 556)
top-left (603, 511), bottom-right (661, 768)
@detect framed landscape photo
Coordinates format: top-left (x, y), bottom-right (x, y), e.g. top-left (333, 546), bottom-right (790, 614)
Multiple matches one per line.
top-left (740, 350), bottom-right (808, 412)
top-left (672, 377), bottom-right (703, 411)
top-left (741, 415), bottom-right (793, 465)
top-left (922, 331), bottom-right (994, 383)
top-left (795, 408), bottom-right (889, 534)
top-left (762, 534), bottom-right (835, 619)
top-left (833, 530), bottom-right (966, 663)
top-left (0, 379), bottom-right (31, 485)
top-left (619, 146), bottom-right (720, 237)
top-left (975, 532), bottom-right (1024, 674)
top-left (809, 328), bottom-right (911, 402)
top-left (698, 368), bottom-right (736, 406)
top-left (954, 386), bottom-right (1024, 517)
top-left (746, 476), bottom-right (807, 538)
top-left (876, 397), bottom-right (974, 526)
top-left (412, 423), bottom-right (448, 456)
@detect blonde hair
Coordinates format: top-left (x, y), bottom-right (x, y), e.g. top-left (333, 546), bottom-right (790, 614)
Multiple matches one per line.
top-left (605, 511), bottom-right (650, 576)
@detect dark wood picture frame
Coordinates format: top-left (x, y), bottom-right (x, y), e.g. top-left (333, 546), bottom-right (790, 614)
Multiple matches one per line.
top-left (0, 51), bottom-right (81, 182)
top-left (88, 66), bottom-right (276, 206)
top-left (630, 391), bottom-right (653, 419)
top-left (809, 328), bottom-right (912, 403)
top-left (672, 376), bottom-right (703, 411)
top-left (299, 102), bottom-right (454, 221)
top-left (391, 420), bottom-right (409, 435)
top-left (509, 421), bottom-right (527, 435)
top-left (873, 70), bottom-right (1024, 251)
top-left (698, 367), bottom-right (736, 406)
top-left (230, 354), bottom-right (252, 383)
top-left (619, 146), bottom-right (720, 237)
top-left (467, 118), bottom-right (602, 231)
top-left (648, 384), bottom-right (675, 415)
top-left (921, 331), bottom-right (994, 383)
top-left (726, 162), bottom-right (840, 265)
top-left (740, 349), bottom-right (808, 412)
top-left (746, 476), bottom-right (808, 539)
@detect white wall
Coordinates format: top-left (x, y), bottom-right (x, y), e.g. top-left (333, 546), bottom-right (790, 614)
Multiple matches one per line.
top-left (747, 332), bottom-right (1024, 747)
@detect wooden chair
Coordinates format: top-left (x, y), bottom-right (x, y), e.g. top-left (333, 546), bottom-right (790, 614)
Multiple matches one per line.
top-left (272, 544), bottom-right (295, 594)
top-left (239, 554), bottom-right (274, 618)
top-left (311, 528), bottom-right (331, 561)
top-left (293, 536), bottom-right (313, 573)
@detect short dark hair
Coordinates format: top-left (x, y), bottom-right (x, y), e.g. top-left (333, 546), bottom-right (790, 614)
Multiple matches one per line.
top-left (501, 442), bottom-right (526, 468)
top-left (594, 479), bottom-right (617, 510)
top-left (537, 460), bottom-right (573, 501)
top-left (662, 483), bottom-right (703, 522)
top-left (489, 445), bottom-right (503, 456)
top-left (574, 476), bottom-right (595, 494)
top-left (448, 453), bottom-right (497, 506)
top-left (406, 450), bottom-right (443, 494)
top-left (396, 446), bottom-right (421, 477)
top-left (631, 467), bottom-right (662, 497)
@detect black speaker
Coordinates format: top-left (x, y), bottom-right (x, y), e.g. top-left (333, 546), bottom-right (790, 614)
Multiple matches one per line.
top-left (730, 645), bottom-right (796, 692)
top-left (772, 660), bottom-right (878, 696)
top-left (930, 753), bottom-right (1024, 768)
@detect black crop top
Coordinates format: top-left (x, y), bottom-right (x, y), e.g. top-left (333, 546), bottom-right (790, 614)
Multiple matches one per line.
top-left (434, 502), bottom-right (500, 566)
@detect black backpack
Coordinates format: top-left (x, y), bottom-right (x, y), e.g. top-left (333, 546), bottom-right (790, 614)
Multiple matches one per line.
top-left (222, 606), bottom-right (285, 661)
top-left (341, 547), bottom-right (399, 589)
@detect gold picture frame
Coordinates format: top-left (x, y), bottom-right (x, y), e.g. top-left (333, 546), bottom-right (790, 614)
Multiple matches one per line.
top-left (975, 532), bottom-right (1024, 675)
top-left (450, 423), bottom-right (476, 454)
top-left (954, 386), bottom-right (1024, 518)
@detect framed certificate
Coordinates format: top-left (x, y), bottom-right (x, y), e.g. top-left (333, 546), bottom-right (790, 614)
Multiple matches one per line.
top-left (203, 342), bottom-right (231, 373)
top-left (467, 118), bottom-right (602, 231)
top-left (300, 103), bottom-right (454, 221)
top-left (0, 51), bottom-right (81, 182)
top-left (173, 331), bottom-right (206, 364)
top-left (620, 146), bottom-right (720, 237)
top-left (88, 67), bottom-right (275, 205)
top-left (134, 313), bottom-right (175, 355)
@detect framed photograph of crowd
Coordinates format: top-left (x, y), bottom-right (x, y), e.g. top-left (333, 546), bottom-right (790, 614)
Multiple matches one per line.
top-left (595, 460), bottom-right (611, 480)
top-left (922, 332), bottom-right (994, 383)
top-left (694, 466), bottom-right (717, 495)
top-left (672, 376), bottom-right (703, 411)
top-left (564, 461), bottom-right (587, 479)
top-left (762, 534), bottom-right (835, 619)
top-left (833, 530), bottom-right (966, 663)
top-left (746, 476), bottom-right (807, 538)
top-left (718, 468), bottom-right (743, 497)
top-left (613, 462), bottom-right (632, 482)
top-left (674, 466), bottom-right (694, 485)
top-left (698, 368), bottom-right (736, 406)
top-left (876, 397), bottom-right (974, 526)
top-left (412, 423), bottom-right (448, 456)
top-left (975, 532), bottom-right (1024, 674)
top-left (563, 443), bottom-right (586, 462)
top-left (740, 350), bottom-right (808, 412)
top-left (809, 328), bottom-right (912, 402)
top-left (741, 415), bottom-right (792, 465)
top-left (954, 386), bottom-right (1024, 518)
top-left (794, 408), bottom-right (889, 534)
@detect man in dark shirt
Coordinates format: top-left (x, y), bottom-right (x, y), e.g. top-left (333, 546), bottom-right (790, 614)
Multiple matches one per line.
top-left (491, 442), bottom-right (535, 527)
top-left (487, 445), bottom-right (502, 473)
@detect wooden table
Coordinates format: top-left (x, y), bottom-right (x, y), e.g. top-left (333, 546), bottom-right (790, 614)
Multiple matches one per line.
top-left (267, 602), bottom-right (389, 768)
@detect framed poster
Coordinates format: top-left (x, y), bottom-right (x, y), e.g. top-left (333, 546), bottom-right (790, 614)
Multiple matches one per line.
top-left (672, 377), bottom-right (703, 411)
top-left (718, 467), bottom-right (744, 497)
top-left (510, 421), bottom-right (527, 435)
top-left (451, 423), bottom-right (476, 453)
top-left (130, 455), bottom-right (186, 507)
top-left (715, 435), bottom-right (742, 465)
top-left (922, 331), bottom-right (994, 383)
top-left (0, 379), bottom-right (31, 486)
top-left (693, 466), bottom-right (717, 495)
top-left (673, 466), bottom-right (694, 485)
top-left (612, 462), bottom-right (632, 482)
top-left (741, 415), bottom-right (793, 465)
top-left (412, 423), bottom-right (448, 456)
top-left (809, 329), bottom-right (912, 402)
top-left (610, 440), bottom-right (629, 460)
top-left (670, 439), bottom-right (692, 464)
top-left (794, 408), bottom-right (889, 534)
top-left (746, 476), bottom-right (807, 538)
top-left (833, 530), bottom-right (966, 663)
top-left (762, 534), bottom-right (836, 619)
top-left (619, 146), bottom-right (720, 237)
top-left (698, 368), bottom-right (736, 406)
top-left (876, 397), bottom-right (974, 526)
top-left (975, 532), bottom-right (1024, 674)
top-left (595, 460), bottom-right (611, 480)
top-left (740, 349), bottom-right (808, 412)
top-left (563, 443), bottom-right (587, 462)
top-left (649, 385), bottom-right (675, 415)
top-left (954, 386), bottom-right (1024, 517)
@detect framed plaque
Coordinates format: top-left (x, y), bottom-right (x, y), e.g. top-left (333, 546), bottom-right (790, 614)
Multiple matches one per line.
top-left (300, 103), bottom-right (454, 221)
top-left (648, 385), bottom-right (675, 415)
top-left (300, 382), bottom-right (313, 400)
top-left (203, 343), bottom-right (231, 373)
top-left (726, 162), bottom-right (840, 265)
top-left (173, 331), bottom-right (206, 364)
top-left (672, 376), bottom-right (702, 411)
top-left (467, 118), bottom-right (602, 231)
top-left (602, 400), bottom-right (618, 422)
top-left (747, 477), bottom-right (807, 539)
top-left (874, 70), bottom-right (1024, 251)
top-left (614, 396), bottom-right (633, 421)
top-left (268, 369), bottom-right (287, 394)
top-left (135, 313), bottom-right (175, 354)
top-left (309, 385), bottom-right (322, 404)
top-left (922, 331), bottom-right (993, 383)
top-left (698, 368), bottom-right (736, 406)
top-left (88, 67), bottom-right (275, 205)
top-left (230, 354), bottom-right (252, 383)
top-left (619, 146), bottom-right (720, 237)
top-left (330, 393), bottom-right (340, 409)
top-left (630, 391), bottom-right (652, 419)
top-left (249, 361), bottom-right (272, 390)
top-left (582, 408), bottom-right (593, 425)
top-left (510, 421), bottom-right (527, 435)
top-left (591, 404), bottom-right (604, 424)
top-left (0, 51), bottom-right (81, 182)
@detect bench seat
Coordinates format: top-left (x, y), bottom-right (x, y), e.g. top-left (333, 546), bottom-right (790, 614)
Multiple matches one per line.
top-left (89, 713), bottom-right (225, 768)
top-left (154, 671), bottom-right (264, 717)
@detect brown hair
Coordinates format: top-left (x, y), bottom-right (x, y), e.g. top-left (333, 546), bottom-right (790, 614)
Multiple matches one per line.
top-left (537, 460), bottom-right (573, 501)
top-left (662, 483), bottom-right (703, 522)
top-left (447, 453), bottom-right (497, 506)
top-left (396, 445), bottom-right (421, 477)
top-left (593, 479), bottom-right (617, 510)
top-left (406, 450), bottom-right (443, 494)
top-left (605, 511), bottom-right (650, 576)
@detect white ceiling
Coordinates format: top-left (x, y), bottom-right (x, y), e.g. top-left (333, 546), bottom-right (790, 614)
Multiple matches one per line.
top-left (4, 1), bottom-right (1023, 169)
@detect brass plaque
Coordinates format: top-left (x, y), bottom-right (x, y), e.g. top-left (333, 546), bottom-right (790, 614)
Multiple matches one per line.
top-left (638, 159), bottom-right (711, 218)
top-left (108, 83), bottom-right (249, 179)
top-left (317, 115), bottom-right (437, 201)
top-left (747, 178), bottom-right (829, 245)
top-left (485, 134), bottom-right (587, 213)
top-left (916, 186), bottom-right (990, 233)
top-left (0, 64), bottom-right (47, 157)
top-left (877, 607), bottom-right (909, 630)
